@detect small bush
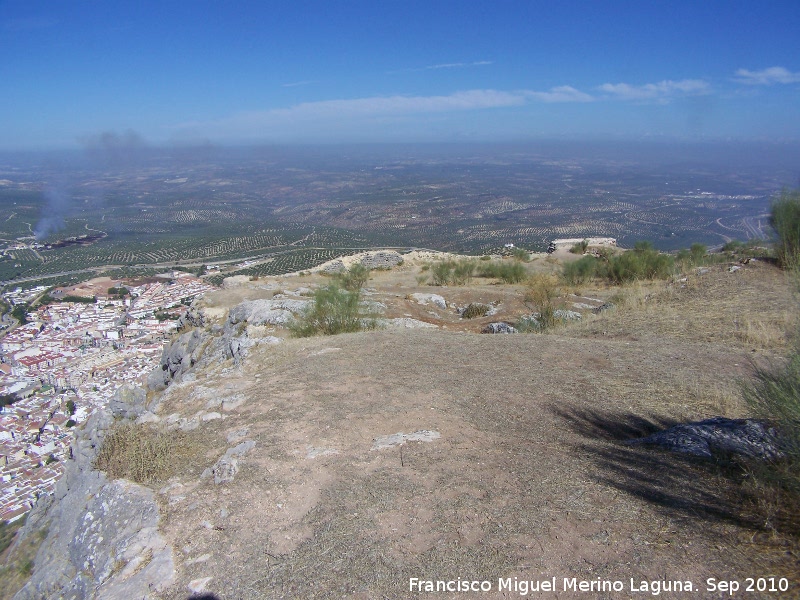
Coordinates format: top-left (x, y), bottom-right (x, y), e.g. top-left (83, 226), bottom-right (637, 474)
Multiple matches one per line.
top-left (771, 189), bottom-right (800, 268)
top-left (742, 351), bottom-right (800, 495)
top-left (562, 255), bottom-right (599, 285)
top-left (524, 273), bottom-right (560, 330)
top-left (477, 261), bottom-right (527, 284)
top-left (515, 315), bottom-right (543, 332)
top-left (569, 240), bottom-right (589, 254)
top-left (606, 241), bottom-right (674, 283)
top-left (335, 263), bottom-right (370, 291)
top-left (511, 247), bottom-right (530, 262)
top-left (452, 259), bottom-right (476, 285)
top-left (430, 259), bottom-right (477, 286)
top-left (462, 303), bottom-right (490, 319)
top-left (290, 284), bottom-right (376, 337)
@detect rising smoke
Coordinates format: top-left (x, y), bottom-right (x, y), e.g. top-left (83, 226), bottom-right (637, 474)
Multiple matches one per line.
top-left (33, 129), bottom-right (149, 240)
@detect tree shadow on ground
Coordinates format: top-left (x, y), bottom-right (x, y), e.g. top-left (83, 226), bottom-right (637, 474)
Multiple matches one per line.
top-left (552, 406), bottom-right (764, 532)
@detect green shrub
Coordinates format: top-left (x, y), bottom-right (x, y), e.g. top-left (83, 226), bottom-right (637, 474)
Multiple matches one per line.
top-left (462, 303), bottom-right (490, 319)
top-left (743, 351), bottom-right (800, 494)
top-left (770, 189), bottom-right (800, 268)
top-left (524, 273), bottom-right (560, 330)
top-left (511, 247), bottom-right (530, 262)
top-left (562, 255), bottom-right (599, 285)
top-left (569, 239), bottom-right (589, 254)
top-left (477, 261), bottom-right (527, 284)
top-left (452, 259), bottom-right (476, 285)
top-left (430, 261), bottom-right (453, 286)
top-left (606, 241), bottom-right (674, 283)
top-left (515, 315), bottom-right (543, 332)
top-left (430, 259), bottom-right (476, 286)
top-left (290, 283), bottom-right (376, 337)
top-left (335, 263), bottom-right (370, 291)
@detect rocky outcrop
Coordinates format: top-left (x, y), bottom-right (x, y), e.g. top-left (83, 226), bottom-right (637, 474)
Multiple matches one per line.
top-left (409, 293), bottom-right (447, 309)
top-left (627, 417), bottom-right (784, 461)
top-left (176, 306), bottom-right (206, 330)
top-left (482, 322), bottom-right (517, 334)
top-left (202, 440), bottom-right (257, 484)
top-left (147, 328), bottom-right (210, 391)
top-left (358, 250), bottom-right (404, 270)
top-left (13, 410), bottom-right (176, 600)
top-left (227, 298), bottom-right (308, 328)
top-left (108, 384), bottom-right (149, 420)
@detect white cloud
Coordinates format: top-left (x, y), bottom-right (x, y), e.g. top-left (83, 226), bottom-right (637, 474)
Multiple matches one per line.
top-left (423, 60), bottom-right (494, 70)
top-left (525, 86), bottom-right (593, 103)
top-left (598, 79), bottom-right (711, 100)
top-left (282, 80), bottom-right (315, 88)
top-left (266, 89), bottom-right (526, 120)
top-left (734, 66), bottom-right (800, 85)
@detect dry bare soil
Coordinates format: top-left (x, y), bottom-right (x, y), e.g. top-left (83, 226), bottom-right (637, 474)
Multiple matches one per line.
top-left (152, 259), bottom-right (797, 598)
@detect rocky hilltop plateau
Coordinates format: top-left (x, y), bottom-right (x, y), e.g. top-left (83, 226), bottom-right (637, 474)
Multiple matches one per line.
top-left (4, 250), bottom-right (799, 599)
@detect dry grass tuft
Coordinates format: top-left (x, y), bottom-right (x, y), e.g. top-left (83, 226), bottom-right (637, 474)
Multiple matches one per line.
top-left (94, 423), bottom-right (203, 485)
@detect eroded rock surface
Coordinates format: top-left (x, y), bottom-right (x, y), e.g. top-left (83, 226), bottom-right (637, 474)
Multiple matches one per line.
top-left (13, 411), bottom-right (175, 600)
top-left (627, 417), bottom-right (784, 460)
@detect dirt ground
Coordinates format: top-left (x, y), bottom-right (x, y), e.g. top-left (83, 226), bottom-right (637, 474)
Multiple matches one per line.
top-left (151, 257), bottom-right (798, 599)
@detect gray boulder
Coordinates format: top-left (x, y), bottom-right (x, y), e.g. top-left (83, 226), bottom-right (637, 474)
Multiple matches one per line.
top-left (227, 298), bottom-right (308, 328)
top-left (627, 417), bottom-right (784, 461)
top-left (482, 322), bottom-right (517, 334)
top-left (409, 293), bottom-right (447, 309)
top-left (109, 384), bottom-right (147, 420)
top-left (147, 328), bottom-right (209, 391)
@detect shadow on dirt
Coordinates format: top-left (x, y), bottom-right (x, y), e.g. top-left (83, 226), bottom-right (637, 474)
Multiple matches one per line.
top-left (552, 406), bottom-right (762, 531)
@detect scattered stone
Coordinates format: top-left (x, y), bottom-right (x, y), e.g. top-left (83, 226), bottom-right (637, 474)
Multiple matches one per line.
top-left (729, 265), bottom-right (742, 273)
top-left (306, 446), bottom-right (340, 459)
top-left (383, 317), bottom-right (438, 329)
top-left (371, 430), bottom-right (441, 450)
top-left (554, 309), bottom-right (582, 321)
top-left (627, 417), bottom-right (784, 461)
top-left (409, 293), bottom-right (447, 309)
top-left (186, 553), bottom-right (211, 566)
top-left (201, 412), bottom-right (222, 422)
top-left (591, 302), bottom-right (615, 314)
top-left (482, 322), bottom-right (517, 334)
top-left (188, 576), bottom-right (213, 594)
top-left (135, 411), bottom-right (161, 424)
top-left (207, 441), bottom-right (257, 485)
top-left (222, 395), bottom-right (246, 412)
top-left (358, 250), bottom-right (404, 270)
top-left (226, 428), bottom-right (249, 444)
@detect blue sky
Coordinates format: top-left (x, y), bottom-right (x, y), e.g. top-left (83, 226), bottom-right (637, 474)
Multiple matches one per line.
top-left (1, 0), bottom-right (799, 149)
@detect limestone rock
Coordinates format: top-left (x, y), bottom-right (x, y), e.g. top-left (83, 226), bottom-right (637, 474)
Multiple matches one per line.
top-left (358, 250), bottom-right (404, 270)
top-left (627, 417), bottom-right (784, 461)
top-left (227, 298), bottom-right (308, 327)
top-left (109, 384), bottom-right (147, 420)
top-left (372, 430), bottom-right (441, 450)
top-left (207, 440), bottom-right (257, 485)
top-left (13, 410), bottom-right (175, 600)
top-left (482, 322), bottom-right (517, 334)
top-left (409, 293), bottom-right (447, 309)
top-left (147, 328), bottom-right (209, 391)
